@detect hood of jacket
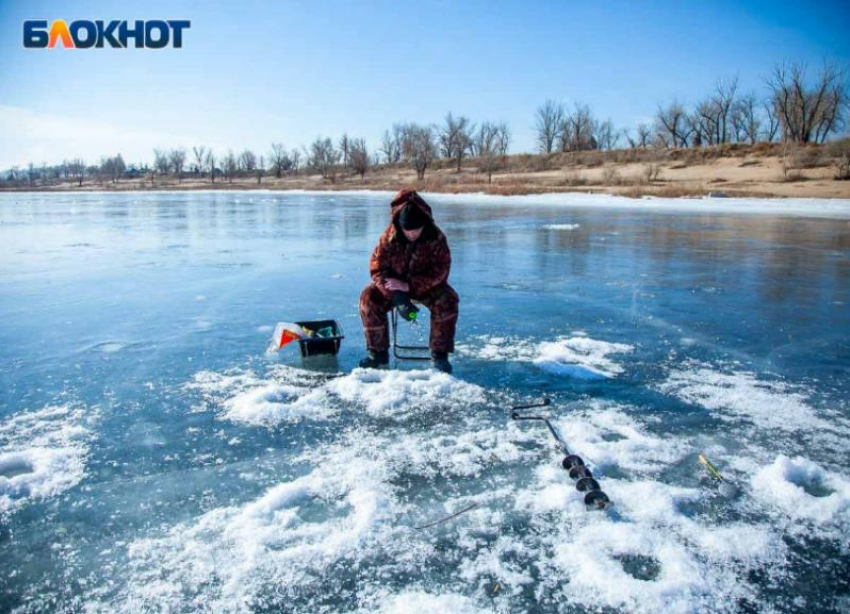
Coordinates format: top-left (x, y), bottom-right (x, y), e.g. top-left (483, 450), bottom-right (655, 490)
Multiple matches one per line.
top-left (389, 189), bottom-right (434, 225)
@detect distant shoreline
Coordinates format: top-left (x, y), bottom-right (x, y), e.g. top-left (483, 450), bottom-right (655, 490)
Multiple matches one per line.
top-left (3, 144), bottom-right (849, 200)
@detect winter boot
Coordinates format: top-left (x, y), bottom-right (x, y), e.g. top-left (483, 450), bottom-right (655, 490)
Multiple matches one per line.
top-left (431, 351), bottom-right (452, 374)
top-left (359, 350), bottom-right (389, 369)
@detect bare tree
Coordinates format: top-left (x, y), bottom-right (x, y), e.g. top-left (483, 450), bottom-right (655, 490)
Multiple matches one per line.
top-left (339, 133), bottom-right (351, 166)
top-left (712, 77), bottom-right (739, 145)
top-left (560, 103), bottom-right (597, 151)
top-left (290, 148), bottom-right (301, 173)
top-left (269, 143), bottom-right (288, 178)
top-left (115, 154), bottom-right (126, 182)
top-left (767, 61), bottom-right (848, 144)
top-left (205, 150), bottom-right (216, 183)
top-left (644, 163), bottom-right (661, 183)
top-left (439, 113), bottom-right (474, 171)
top-left (192, 146), bottom-right (207, 176)
top-left (475, 121), bottom-right (511, 183)
top-left (634, 123), bottom-right (652, 148)
top-left (655, 101), bottom-right (689, 148)
top-left (256, 156), bottom-right (265, 184)
top-left (70, 158), bottom-right (85, 187)
top-left (496, 123), bottom-right (511, 155)
top-left (381, 125), bottom-right (404, 163)
top-left (594, 118), bottom-right (620, 151)
top-left (690, 99), bottom-right (716, 146)
top-left (401, 123), bottom-right (438, 180)
top-left (349, 138), bottom-right (369, 179)
top-left (168, 148), bottom-right (187, 181)
top-left (308, 137), bottom-right (341, 179)
top-left (223, 150), bottom-right (237, 183)
top-left (764, 100), bottom-right (780, 142)
top-left (101, 154), bottom-right (125, 183)
top-left (535, 100), bottom-right (565, 153)
top-left (731, 92), bottom-right (762, 144)
top-left (239, 150), bottom-right (257, 174)
top-left (153, 149), bottom-right (170, 177)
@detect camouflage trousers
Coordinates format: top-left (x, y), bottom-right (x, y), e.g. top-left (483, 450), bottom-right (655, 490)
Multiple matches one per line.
top-left (359, 283), bottom-right (459, 353)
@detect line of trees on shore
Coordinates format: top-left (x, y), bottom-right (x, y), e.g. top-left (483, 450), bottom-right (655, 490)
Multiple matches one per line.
top-left (535, 62), bottom-right (847, 153)
top-left (2, 61), bottom-right (848, 188)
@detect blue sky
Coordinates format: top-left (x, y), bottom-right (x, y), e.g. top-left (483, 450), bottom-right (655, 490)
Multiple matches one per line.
top-left (1, 0), bottom-right (848, 169)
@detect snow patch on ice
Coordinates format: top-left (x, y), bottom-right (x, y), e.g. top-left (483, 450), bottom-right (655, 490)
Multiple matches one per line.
top-left (353, 590), bottom-right (490, 614)
top-left (506, 406), bottom-right (785, 614)
top-left (553, 520), bottom-right (707, 614)
top-left (752, 455), bottom-right (850, 527)
top-left (95, 399), bottom-right (795, 614)
top-left (534, 335), bottom-right (634, 378)
top-left (456, 335), bottom-right (536, 362)
top-left (119, 447), bottom-right (405, 614)
top-left (107, 421), bottom-right (537, 612)
top-left (186, 366), bottom-right (334, 426)
top-left (657, 364), bottom-right (827, 433)
top-left (186, 366), bottom-right (486, 425)
top-left (555, 404), bottom-right (689, 472)
top-left (0, 405), bottom-right (94, 516)
top-left (350, 424), bottom-right (540, 480)
top-left (530, 478), bottom-right (781, 614)
top-left (543, 223), bottom-right (580, 230)
top-left (458, 333), bottom-right (633, 379)
top-left (327, 368), bottom-right (486, 418)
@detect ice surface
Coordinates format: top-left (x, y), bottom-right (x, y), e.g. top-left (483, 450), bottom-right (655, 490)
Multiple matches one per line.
top-left (420, 190), bottom-right (850, 219)
top-left (98, 399), bottom-right (793, 613)
top-left (2, 191), bottom-right (849, 614)
top-left (0, 405), bottom-right (93, 516)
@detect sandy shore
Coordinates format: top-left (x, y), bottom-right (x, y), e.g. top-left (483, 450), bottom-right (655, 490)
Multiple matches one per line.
top-left (4, 145), bottom-right (849, 200)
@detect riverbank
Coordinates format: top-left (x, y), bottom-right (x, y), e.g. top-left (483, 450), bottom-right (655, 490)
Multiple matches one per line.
top-left (4, 142), bottom-right (849, 199)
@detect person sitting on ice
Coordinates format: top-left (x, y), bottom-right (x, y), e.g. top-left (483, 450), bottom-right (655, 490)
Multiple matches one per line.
top-left (359, 189), bottom-right (459, 373)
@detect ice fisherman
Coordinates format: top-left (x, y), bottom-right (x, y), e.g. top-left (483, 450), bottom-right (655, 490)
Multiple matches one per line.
top-left (359, 189), bottom-right (459, 373)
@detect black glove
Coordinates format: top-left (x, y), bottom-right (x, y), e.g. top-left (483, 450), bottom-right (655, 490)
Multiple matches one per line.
top-left (392, 291), bottom-right (419, 322)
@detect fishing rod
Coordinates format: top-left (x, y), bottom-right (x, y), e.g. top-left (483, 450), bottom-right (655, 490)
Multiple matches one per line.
top-left (511, 398), bottom-right (611, 511)
top-left (414, 502), bottom-right (480, 530)
top-left (698, 453), bottom-right (739, 499)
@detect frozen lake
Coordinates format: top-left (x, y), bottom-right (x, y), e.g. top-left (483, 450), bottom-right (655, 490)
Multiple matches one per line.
top-left (1, 190), bottom-right (849, 614)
